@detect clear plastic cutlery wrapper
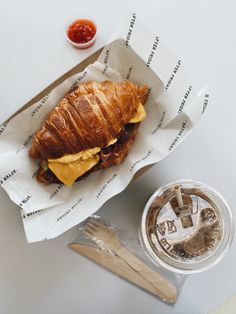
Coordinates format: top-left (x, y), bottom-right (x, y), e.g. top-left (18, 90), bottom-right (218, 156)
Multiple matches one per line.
top-left (70, 179), bottom-right (233, 304)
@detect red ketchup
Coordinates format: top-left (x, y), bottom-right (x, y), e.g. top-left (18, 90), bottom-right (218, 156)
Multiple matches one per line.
top-left (67, 19), bottom-right (97, 48)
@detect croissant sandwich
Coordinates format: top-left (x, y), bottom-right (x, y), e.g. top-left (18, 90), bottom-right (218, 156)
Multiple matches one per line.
top-left (29, 80), bottom-right (149, 186)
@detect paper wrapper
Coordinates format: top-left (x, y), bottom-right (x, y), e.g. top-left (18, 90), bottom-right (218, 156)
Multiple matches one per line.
top-left (0, 12), bottom-right (209, 242)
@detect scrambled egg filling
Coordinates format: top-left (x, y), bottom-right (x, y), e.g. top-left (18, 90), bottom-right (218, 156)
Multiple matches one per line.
top-left (48, 102), bottom-right (146, 186)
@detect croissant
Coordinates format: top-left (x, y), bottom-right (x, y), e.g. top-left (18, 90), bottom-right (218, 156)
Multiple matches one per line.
top-left (29, 80), bottom-right (149, 186)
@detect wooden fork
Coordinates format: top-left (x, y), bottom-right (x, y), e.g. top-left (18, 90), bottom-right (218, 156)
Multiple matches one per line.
top-left (83, 218), bottom-right (177, 303)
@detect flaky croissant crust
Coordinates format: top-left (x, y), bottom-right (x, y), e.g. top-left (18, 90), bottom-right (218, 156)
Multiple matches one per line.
top-left (29, 80), bottom-right (148, 160)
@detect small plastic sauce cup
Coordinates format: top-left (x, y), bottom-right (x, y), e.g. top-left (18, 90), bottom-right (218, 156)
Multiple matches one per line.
top-left (65, 15), bottom-right (97, 49)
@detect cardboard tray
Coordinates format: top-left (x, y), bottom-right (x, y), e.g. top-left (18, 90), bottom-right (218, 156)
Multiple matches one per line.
top-left (6, 47), bottom-right (152, 182)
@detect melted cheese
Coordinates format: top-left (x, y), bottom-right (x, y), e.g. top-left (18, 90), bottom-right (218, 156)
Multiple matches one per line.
top-left (48, 147), bottom-right (101, 164)
top-left (48, 154), bottom-right (99, 187)
top-left (106, 138), bottom-right (117, 147)
top-left (48, 103), bottom-right (146, 186)
top-left (129, 102), bottom-right (146, 123)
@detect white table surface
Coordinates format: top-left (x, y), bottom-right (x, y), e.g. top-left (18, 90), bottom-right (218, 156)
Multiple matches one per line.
top-left (1, 0), bottom-right (236, 313)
